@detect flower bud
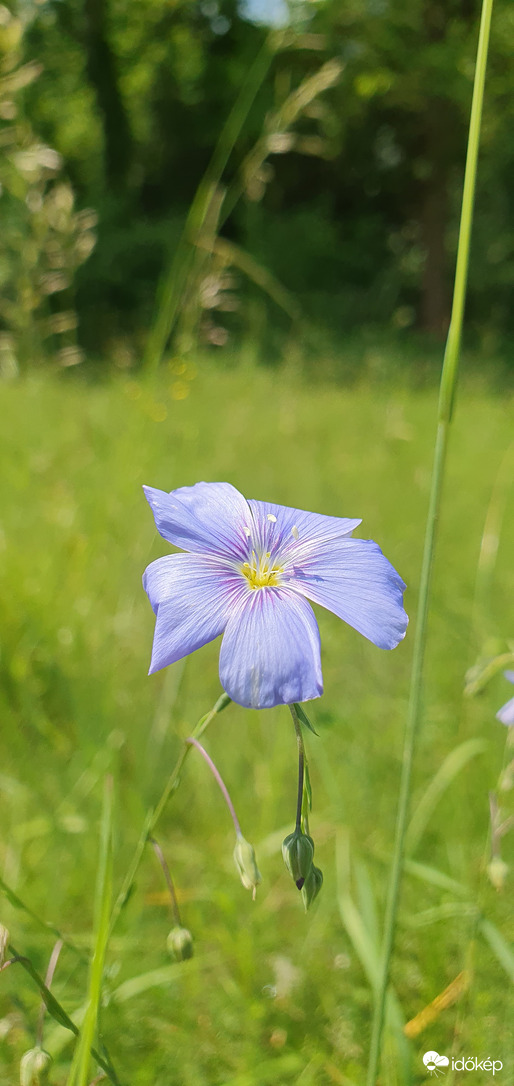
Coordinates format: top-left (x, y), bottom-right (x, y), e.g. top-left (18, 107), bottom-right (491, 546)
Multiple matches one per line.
top-left (0, 924), bottom-right (9, 967)
top-left (166, 925), bottom-right (193, 962)
top-left (487, 857), bottom-right (509, 891)
top-left (233, 834), bottom-right (261, 900)
top-left (282, 831), bottom-right (314, 889)
top-left (20, 1047), bottom-right (52, 1086)
top-left (301, 865), bottom-right (323, 910)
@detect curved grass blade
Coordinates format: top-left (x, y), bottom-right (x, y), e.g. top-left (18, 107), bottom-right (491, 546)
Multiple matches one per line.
top-left (479, 918), bottom-right (514, 984)
top-left (405, 738), bottom-right (487, 856)
top-left (0, 875), bottom-right (86, 962)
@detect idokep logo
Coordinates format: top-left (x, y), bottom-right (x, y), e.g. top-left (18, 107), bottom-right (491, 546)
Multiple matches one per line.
top-left (422, 1051), bottom-right (503, 1076)
top-left (423, 1052), bottom-right (449, 1077)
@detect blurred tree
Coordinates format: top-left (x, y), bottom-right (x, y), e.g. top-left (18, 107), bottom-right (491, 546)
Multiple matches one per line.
top-left (305, 0), bottom-right (514, 337)
top-left (14, 0), bottom-right (514, 356)
top-left (0, 4), bottom-right (96, 372)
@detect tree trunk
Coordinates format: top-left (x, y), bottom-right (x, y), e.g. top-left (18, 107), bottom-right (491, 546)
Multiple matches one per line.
top-left (83, 0), bottom-right (133, 190)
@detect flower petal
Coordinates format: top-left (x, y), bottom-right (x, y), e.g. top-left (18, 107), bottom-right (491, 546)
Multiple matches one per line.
top-left (287, 538), bottom-right (408, 650)
top-left (503, 670), bottom-right (514, 685)
top-left (143, 552), bottom-right (245, 673)
top-left (247, 498), bottom-right (361, 558)
top-left (496, 697), bottom-right (514, 727)
top-left (219, 587), bottom-right (323, 709)
top-left (143, 481), bottom-right (252, 559)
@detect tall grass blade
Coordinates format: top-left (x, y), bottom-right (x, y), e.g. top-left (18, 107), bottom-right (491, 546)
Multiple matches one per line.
top-left (471, 440), bottom-right (514, 642)
top-left (335, 833), bottom-right (411, 1085)
top-left (67, 776), bottom-right (114, 1086)
top-left (366, 1), bottom-right (495, 1080)
top-left (221, 58), bottom-right (343, 227)
top-left (479, 918), bottom-right (514, 984)
top-left (402, 858), bottom-right (470, 898)
top-left (196, 235), bottom-right (301, 321)
top-left (143, 37), bottom-right (275, 372)
top-left (0, 875), bottom-right (85, 961)
top-left (405, 738), bottom-right (487, 856)
top-left (6, 942), bottom-right (118, 1083)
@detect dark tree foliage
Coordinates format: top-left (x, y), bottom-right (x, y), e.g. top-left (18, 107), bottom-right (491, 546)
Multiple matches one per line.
top-left (22, 0), bottom-right (514, 356)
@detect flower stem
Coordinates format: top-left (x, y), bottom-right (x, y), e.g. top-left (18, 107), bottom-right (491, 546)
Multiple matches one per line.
top-left (289, 704), bottom-right (306, 833)
top-left (186, 736), bottom-right (242, 837)
top-left (366, 2), bottom-right (494, 1081)
top-left (149, 838), bottom-right (182, 927)
top-left (109, 693), bottom-right (231, 936)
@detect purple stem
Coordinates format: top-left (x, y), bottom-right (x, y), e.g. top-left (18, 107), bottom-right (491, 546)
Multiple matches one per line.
top-left (149, 837), bottom-right (182, 927)
top-left (186, 737), bottom-right (242, 837)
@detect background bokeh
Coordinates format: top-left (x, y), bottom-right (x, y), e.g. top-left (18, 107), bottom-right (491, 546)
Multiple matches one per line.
top-left (1, 0), bottom-right (514, 374)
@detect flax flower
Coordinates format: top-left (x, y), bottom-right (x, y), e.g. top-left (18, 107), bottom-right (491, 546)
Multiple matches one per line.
top-left (496, 671), bottom-right (514, 726)
top-left (143, 481), bottom-right (408, 709)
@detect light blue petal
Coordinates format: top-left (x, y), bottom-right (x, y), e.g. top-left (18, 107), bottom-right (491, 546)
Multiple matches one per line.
top-left (503, 670), bottom-right (514, 684)
top-left (143, 481), bottom-right (251, 559)
top-left (496, 697), bottom-right (514, 727)
top-left (247, 498), bottom-right (361, 559)
top-left (219, 587), bottom-right (323, 709)
top-left (287, 538), bottom-right (408, 650)
top-left (143, 552), bottom-right (245, 673)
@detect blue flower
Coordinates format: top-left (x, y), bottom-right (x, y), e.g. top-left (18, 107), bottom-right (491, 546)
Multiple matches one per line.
top-left (142, 481), bottom-right (408, 709)
top-left (496, 671), bottom-right (514, 727)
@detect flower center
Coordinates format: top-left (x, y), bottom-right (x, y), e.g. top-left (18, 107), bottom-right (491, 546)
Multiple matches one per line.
top-left (241, 550), bottom-right (282, 590)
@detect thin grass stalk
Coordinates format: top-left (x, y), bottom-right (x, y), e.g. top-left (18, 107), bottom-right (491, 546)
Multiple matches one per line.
top-left (0, 875), bottom-right (87, 963)
top-left (109, 693), bottom-right (231, 936)
top-left (67, 777), bottom-right (113, 1086)
top-left (366, 1), bottom-right (494, 1081)
top-left (5, 943), bottom-right (118, 1084)
top-left (143, 37), bottom-right (275, 373)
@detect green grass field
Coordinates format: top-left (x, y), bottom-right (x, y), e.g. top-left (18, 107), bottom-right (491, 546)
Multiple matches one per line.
top-left (0, 360), bottom-right (513, 1085)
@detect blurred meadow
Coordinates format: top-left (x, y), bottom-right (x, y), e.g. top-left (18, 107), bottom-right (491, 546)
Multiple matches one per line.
top-left (1, 0), bottom-right (514, 1084)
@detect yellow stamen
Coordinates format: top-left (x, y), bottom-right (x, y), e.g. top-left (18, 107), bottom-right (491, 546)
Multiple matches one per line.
top-left (241, 551), bottom-right (282, 589)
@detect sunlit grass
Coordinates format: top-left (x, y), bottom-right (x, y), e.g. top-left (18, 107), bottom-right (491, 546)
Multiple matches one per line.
top-left (0, 358), bottom-right (513, 1084)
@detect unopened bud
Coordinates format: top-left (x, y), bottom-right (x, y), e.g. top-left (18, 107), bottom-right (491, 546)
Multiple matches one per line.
top-left (234, 834), bottom-right (261, 899)
top-left (20, 1047), bottom-right (52, 1086)
top-left (487, 857), bottom-right (509, 891)
top-left (166, 925), bottom-right (193, 962)
top-left (282, 831), bottom-right (314, 889)
top-left (0, 924), bottom-right (9, 967)
top-left (301, 865), bottom-right (323, 910)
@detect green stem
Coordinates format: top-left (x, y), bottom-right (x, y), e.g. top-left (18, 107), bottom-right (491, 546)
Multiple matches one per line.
top-left (366, 2), bottom-right (494, 1081)
top-left (289, 704), bottom-right (305, 833)
top-left (109, 693), bottom-right (231, 937)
